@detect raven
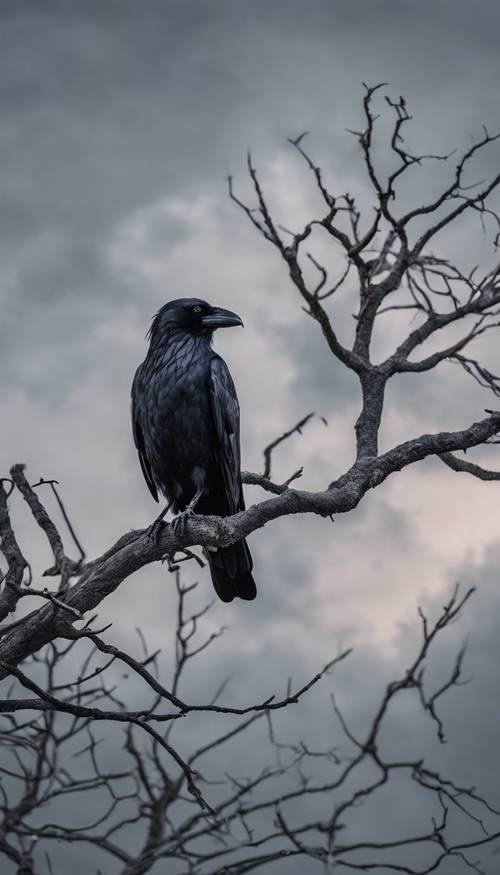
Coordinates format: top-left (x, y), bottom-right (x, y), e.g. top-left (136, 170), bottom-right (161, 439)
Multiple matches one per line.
top-left (131, 298), bottom-right (256, 602)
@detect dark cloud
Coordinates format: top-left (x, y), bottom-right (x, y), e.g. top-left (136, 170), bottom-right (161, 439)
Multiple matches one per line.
top-left (1, 1), bottom-right (500, 871)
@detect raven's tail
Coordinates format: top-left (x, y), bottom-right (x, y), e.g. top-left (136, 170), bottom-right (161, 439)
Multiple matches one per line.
top-left (206, 539), bottom-right (256, 602)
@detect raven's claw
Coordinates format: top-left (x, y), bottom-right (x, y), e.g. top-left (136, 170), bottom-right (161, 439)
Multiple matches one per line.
top-left (148, 518), bottom-right (166, 544)
top-left (172, 508), bottom-right (195, 537)
top-left (147, 502), bottom-right (172, 545)
top-left (171, 489), bottom-right (203, 537)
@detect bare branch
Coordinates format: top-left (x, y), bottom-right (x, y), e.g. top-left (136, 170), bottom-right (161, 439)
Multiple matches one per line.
top-left (439, 452), bottom-right (500, 481)
top-left (261, 412), bottom-right (326, 478)
top-left (10, 466), bottom-right (80, 590)
top-left (0, 481), bottom-right (29, 621)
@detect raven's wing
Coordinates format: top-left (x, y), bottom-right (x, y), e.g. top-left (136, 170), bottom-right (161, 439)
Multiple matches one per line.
top-left (131, 368), bottom-right (159, 503)
top-left (207, 356), bottom-right (255, 602)
top-left (208, 355), bottom-right (244, 515)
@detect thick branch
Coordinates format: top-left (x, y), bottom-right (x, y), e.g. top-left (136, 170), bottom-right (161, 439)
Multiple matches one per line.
top-left (1, 411), bottom-right (499, 671)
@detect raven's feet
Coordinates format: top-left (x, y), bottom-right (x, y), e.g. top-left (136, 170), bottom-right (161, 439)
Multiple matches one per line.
top-left (147, 502), bottom-right (173, 545)
top-left (171, 489), bottom-right (203, 538)
top-left (171, 507), bottom-right (196, 537)
top-left (148, 517), bottom-right (166, 544)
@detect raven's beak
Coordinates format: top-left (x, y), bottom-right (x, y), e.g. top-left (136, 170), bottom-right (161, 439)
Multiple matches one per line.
top-left (200, 307), bottom-right (243, 329)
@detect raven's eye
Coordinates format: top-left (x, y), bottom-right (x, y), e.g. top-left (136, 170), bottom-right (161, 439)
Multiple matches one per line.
top-left (193, 305), bottom-right (202, 313)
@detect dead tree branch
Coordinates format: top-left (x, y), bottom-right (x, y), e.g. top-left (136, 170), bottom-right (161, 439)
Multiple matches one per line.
top-left (0, 582), bottom-right (497, 873)
top-left (0, 89), bottom-right (499, 673)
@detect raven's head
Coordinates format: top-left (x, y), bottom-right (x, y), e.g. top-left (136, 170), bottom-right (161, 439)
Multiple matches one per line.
top-left (148, 298), bottom-right (243, 340)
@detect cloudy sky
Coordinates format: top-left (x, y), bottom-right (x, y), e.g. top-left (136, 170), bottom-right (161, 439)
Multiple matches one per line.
top-left (1, 1), bottom-right (500, 872)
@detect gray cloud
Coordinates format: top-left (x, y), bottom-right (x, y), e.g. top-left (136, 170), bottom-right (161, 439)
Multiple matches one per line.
top-left (1, 0), bottom-right (500, 871)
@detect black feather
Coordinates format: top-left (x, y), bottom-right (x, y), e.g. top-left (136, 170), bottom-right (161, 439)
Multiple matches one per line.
top-left (131, 298), bottom-right (256, 602)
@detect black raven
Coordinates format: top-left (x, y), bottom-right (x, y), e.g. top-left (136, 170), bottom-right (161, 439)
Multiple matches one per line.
top-left (131, 298), bottom-right (256, 602)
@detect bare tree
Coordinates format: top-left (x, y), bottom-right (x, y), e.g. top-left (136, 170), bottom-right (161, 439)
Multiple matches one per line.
top-left (2, 83), bottom-right (500, 871)
top-left (0, 556), bottom-right (498, 874)
top-left (2, 85), bottom-right (500, 675)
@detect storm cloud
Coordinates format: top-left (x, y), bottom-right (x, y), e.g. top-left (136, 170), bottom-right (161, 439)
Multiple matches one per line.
top-left (1, 1), bottom-right (500, 871)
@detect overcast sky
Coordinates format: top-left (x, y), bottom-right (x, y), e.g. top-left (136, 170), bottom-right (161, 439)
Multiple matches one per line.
top-left (1, 1), bottom-right (500, 872)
